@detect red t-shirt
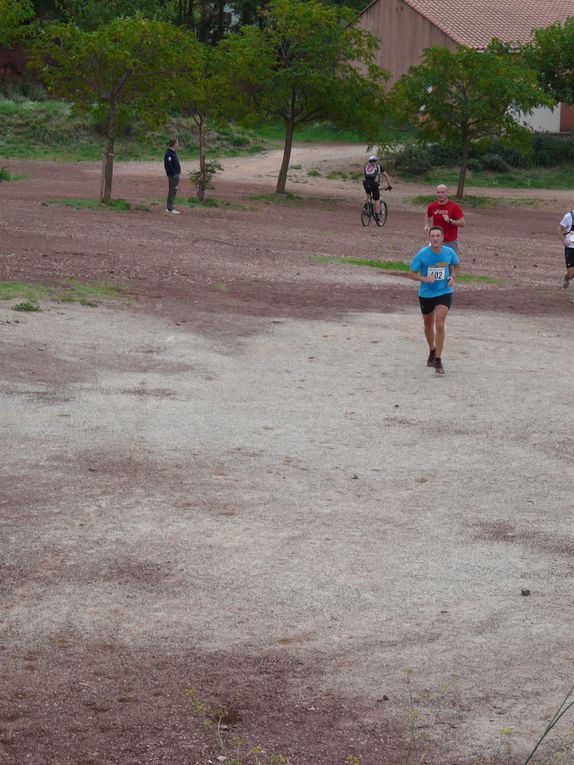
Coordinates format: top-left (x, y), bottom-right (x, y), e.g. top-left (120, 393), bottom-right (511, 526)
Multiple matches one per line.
top-left (427, 200), bottom-right (463, 242)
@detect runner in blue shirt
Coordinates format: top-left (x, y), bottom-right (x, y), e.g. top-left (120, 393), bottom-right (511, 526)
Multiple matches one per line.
top-left (408, 226), bottom-right (459, 375)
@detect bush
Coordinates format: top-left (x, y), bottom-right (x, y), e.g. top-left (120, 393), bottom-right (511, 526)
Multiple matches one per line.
top-left (531, 133), bottom-right (574, 167)
top-left (480, 153), bottom-right (510, 172)
top-left (465, 158), bottom-right (481, 171)
top-left (392, 142), bottom-right (433, 176)
top-left (425, 141), bottom-right (459, 166)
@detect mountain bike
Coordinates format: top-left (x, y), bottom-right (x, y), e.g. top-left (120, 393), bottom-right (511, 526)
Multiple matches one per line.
top-left (361, 187), bottom-right (390, 227)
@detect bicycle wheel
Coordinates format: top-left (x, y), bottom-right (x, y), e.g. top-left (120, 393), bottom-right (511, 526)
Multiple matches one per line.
top-left (361, 202), bottom-right (372, 227)
top-left (375, 200), bottom-right (388, 227)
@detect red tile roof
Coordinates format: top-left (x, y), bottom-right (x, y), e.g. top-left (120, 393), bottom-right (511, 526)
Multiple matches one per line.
top-left (397, 0), bottom-right (574, 48)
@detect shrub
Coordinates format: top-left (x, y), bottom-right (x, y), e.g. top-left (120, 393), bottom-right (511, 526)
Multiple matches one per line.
top-left (425, 141), bottom-right (459, 166)
top-left (531, 133), bottom-right (574, 167)
top-left (480, 153), bottom-right (510, 172)
top-left (392, 142), bottom-right (432, 175)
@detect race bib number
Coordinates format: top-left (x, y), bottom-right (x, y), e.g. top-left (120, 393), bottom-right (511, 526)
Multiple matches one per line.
top-left (428, 265), bottom-right (447, 280)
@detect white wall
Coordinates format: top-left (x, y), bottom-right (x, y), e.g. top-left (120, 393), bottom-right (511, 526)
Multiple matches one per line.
top-left (522, 105), bottom-right (561, 133)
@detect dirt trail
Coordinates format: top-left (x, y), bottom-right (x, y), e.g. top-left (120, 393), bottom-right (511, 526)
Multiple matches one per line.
top-left (1, 149), bottom-right (573, 764)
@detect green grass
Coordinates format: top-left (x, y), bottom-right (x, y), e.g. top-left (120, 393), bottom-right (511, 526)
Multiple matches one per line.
top-left (416, 165), bottom-right (574, 191)
top-left (248, 191), bottom-right (303, 206)
top-left (0, 166), bottom-right (12, 181)
top-left (0, 98), bottom-right (271, 161)
top-left (0, 278), bottom-right (131, 306)
top-left (12, 301), bottom-right (40, 311)
top-left (252, 121), bottom-right (367, 143)
top-left (409, 194), bottom-right (538, 208)
top-left (312, 256), bottom-right (501, 284)
top-left (43, 198), bottom-right (133, 211)
top-left (326, 169), bottom-right (362, 181)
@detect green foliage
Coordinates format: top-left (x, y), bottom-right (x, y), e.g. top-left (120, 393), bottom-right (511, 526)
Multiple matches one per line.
top-left (30, 15), bottom-right (194, 200)
top-left (248, 191), bottom-right (302, 205)
top-left (12, 300), bottom-right (41, 311)
top-left (189, 158), bottom-right (223, 198)
top-left (56, 0), bottom-right (175, 30)
top-left (218, 0), bottom-right (389, 191)
top-left (392, 142), bottom-right (433, 176)
top-left (392, 41), bottom-right (550, 195)
top-left (0, 166), bottom-right (12, 181)
top-left (525, 18), bottom-right (574, 104)
top-left (43, 197), bottom-right (132, 211)
top-left (0, 0), bottom-right (36, 45)
top-left (480, 154), bottom-right (510, 173)
top-left (0, 98), bottom-right (270, 160)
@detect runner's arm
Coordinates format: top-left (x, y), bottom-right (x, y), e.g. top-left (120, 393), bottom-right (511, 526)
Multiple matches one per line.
top-left (408, 270), bottom-right (434, 284)
top-left (448, 264), bottom-right (459, 287)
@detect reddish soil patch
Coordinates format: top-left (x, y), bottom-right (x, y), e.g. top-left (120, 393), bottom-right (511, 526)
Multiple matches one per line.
top-left (0, 152), bottom-right (571, 765)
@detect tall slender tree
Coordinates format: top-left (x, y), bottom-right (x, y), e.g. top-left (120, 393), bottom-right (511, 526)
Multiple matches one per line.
top-left (218, 0), bottom-right (388, 193)
top-left (31, 15), bottom-right (193, 201)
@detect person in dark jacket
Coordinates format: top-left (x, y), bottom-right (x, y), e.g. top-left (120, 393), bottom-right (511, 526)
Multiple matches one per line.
top-left (164, 138), bottom-right (181, 214)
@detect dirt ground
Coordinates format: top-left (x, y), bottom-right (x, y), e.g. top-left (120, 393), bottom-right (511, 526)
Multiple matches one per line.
top-left (1, 145), bottom-right (574, 765)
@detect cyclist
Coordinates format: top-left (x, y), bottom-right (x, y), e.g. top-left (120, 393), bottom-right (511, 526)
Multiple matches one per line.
top-left (363, 155), bottom-right (392, 221)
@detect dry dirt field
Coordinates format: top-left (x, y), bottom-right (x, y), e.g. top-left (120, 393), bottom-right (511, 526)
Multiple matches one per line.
top-left (1, 145), bottom-right (574, 765)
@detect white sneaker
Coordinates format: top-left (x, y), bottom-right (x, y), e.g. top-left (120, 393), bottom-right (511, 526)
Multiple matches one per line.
top-left (166, 208), bottom-right (181, 215)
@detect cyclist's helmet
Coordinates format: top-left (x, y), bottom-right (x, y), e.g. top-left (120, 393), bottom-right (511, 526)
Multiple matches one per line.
top-left (368, 155), bottom-right (379, 162)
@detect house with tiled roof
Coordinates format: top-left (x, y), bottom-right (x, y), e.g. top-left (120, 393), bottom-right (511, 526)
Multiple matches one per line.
top-left (358, 0), bottom-right (574, 131)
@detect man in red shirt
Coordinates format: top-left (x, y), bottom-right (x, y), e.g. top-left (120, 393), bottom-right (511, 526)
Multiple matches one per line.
top-left (424, 184), bottom-right (465, 253)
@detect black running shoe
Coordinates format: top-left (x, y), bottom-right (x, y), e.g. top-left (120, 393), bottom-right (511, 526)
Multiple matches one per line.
top-left (562, 276), bottom-right (570, 289)
top-left (434, 357), bottom-right (445, 375)
top-left (427, 348), bottom-right (436, 367)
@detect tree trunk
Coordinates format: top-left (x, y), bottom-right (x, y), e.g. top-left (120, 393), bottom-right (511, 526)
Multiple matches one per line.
top-left (456, 132), bottom-right (469, 198)
top-left (197, 114), bottom-right (206, 201)
top-left (276, 115), bottom-right (296, 194)
top-left (100, 107), bottom-right (117, 204)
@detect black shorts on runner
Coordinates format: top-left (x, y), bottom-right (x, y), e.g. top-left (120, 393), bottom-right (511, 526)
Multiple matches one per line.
top-left (565, 247), bottom-right (574, 269)
top-left (362, 179), bottom-right (380, 200)
top-left (419, 293), bottom-right (452, 314)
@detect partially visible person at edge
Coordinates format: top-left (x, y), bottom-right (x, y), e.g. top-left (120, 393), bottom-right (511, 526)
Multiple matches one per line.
top-left (362, 154), bottom-right (392, 220)
top-left (558, 207), bottom-right (574, 299)
top-left (424, 184), bottom-right (464, 253)
top-left (408, 226), bottom-right (459, 376)
top-left (164, 138), bottom-right (181, 215)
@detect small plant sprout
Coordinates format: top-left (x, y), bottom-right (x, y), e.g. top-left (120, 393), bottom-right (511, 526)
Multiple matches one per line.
top-left (184, 689), bottom-right (288, 764)
top-left (523, 684), bottom-right (574, 765)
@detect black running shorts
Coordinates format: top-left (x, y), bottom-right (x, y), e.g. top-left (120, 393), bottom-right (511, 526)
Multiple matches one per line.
top-left (565, 247), bottom-right (574, 269)
top-left (419, 293), bottom-right (453, 314)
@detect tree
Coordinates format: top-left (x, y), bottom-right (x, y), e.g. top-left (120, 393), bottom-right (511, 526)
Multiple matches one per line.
top-left (31, 15), bottom-right (193, 202)
top-left (179, 42), bottom-right (226, 200)
top-left (55, 0), bottom-right (176, 30)
top-left (525, 17), bottom-right (574, 105)
top-left (0, 0), bottom-right (36, 45)
top-left (391, 41), bottom-right (550, 197)
top-left (218, 0), bottom-right (388, 193)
